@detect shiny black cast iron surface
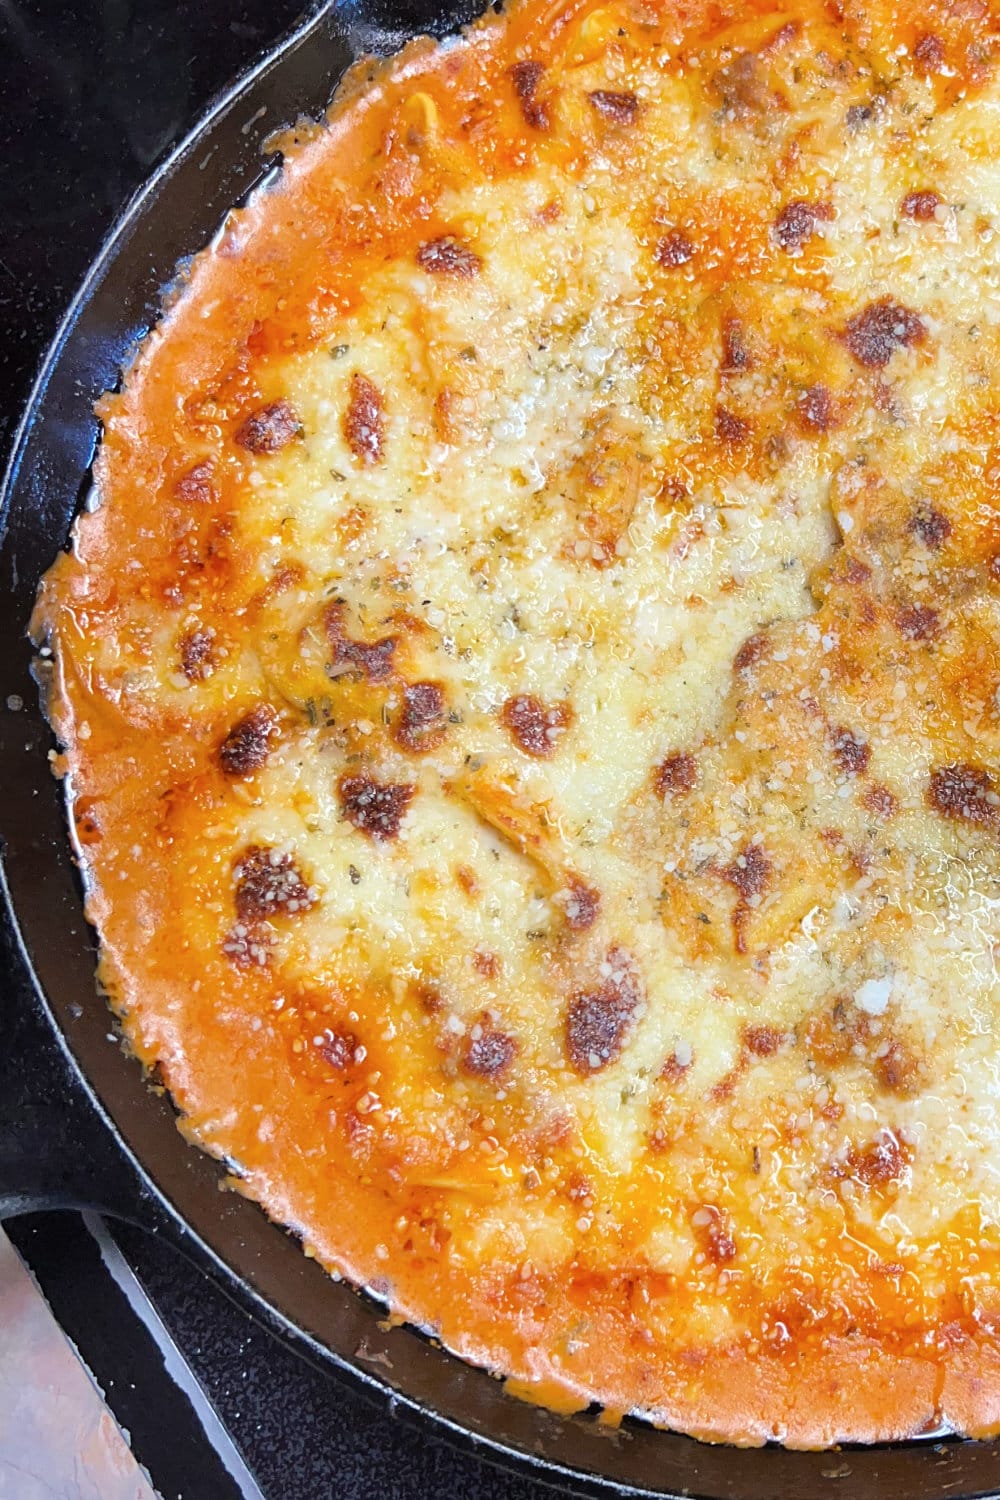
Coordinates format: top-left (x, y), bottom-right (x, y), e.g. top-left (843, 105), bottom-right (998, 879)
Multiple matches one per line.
top-left (2, 4), bottom-right (1000, 1495)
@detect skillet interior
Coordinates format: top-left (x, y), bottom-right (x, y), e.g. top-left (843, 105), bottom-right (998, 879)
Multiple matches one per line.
top-left (3, 3), bottom-right (1000, 1495)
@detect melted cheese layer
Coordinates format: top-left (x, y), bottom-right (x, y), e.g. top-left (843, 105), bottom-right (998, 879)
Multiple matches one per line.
top-left (35, 0), bottom-right (1000, 1447)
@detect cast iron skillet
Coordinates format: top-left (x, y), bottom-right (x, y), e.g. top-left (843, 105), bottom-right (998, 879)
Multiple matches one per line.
top-left (1, 4), bottom-right (999, 1496)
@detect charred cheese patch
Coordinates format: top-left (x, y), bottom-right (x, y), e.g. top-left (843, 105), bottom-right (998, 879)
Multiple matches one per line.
top-left (33, 0), bottom-right (1000, 1449)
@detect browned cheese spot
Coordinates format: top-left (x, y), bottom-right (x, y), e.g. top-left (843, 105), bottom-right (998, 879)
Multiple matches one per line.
top-left (773, 199), bottom-right (832, 251)
top-left (235, 400), bottom-right (300, 454)
top-left (928, 763), bottom-right (999, 828)
top-left (876, 1039), bottom-right (920, 1096)
top-left (234, 845), bottom-right (315, 919)
top-left (716, 406), bottom-right (749, 444)
top-left (844, 1130), bottom-right (912, 1188)
top-left (413, 979), bottom-right (444, 1014)
top-left (462, 1023), bottom-right (518, 1080)
top-left (707, 1222), bottom-right (736, 1264)
top-left (433, 386), bottom-right (462, 443)
top-left (338, 773), bottom-right (414, 840)
top-left (179, 628), bottom-right (215, 681)
top-left (864, 784), bottom-right (899, 820)
top-left (535, 201), bottom-right (562, 227)
top-left (587, 89), bottom-right (640, 124)
top-left (318, 1028), bottom-right (362, 1070)
top-left (561, 1172), bottom-right (590, 1205)
top-left (896, 603), bottom-right (940, 640)
top-left (913, 31), bottom-right (945, 73)
top-left (798, 384), bottom-right (836, 432)
top-left (248, 562), bottom-right (303, 613)
top-left (501, 693), bottom-right (572, 756)
top-left (723, 842), bottom-right (772, 900)
top-left (654, 751), bottom-right (698, 797)
top-left (901, 189), bottom-right (941, 221)
top-left (509, 59), bottom-right (548, 129)
top-left (416, 235), bottom-right (482, 279)
top-left (908, 505), bottom-right (951, 549)
top-left (218, 704), bottom-right (277, 776)
top-left (222, 922), bottom-right (273, 969)
top-left (743, 1024), bottom-right (782, 1056)
top-left (393, 681), bottom-right (447, 752)
top-left (660, 1048), bottom-right (693, 1082)
top-left (846, 100), bottom-right (877, 130)
top-left (174, 459), bottom-right (217, 504)
top-left (565, 949), bottom-right (642, 1074)
top-left (831, 726), bottom-right (870, 776)
top-left (344, 373), bottom-right (385, 465)
top-left (721, 315), bottom-right (752, 373)
top-left (660, 475), bottom-right (691, 508)
top-left (342, 1108), bottom-right (375, 1160)
top-left (73, 799), bottom-right (101, 849)
top-left (693, 1206), bottom-right (737, 1264)
top-left (709, 1057), bottom-right (747, 1101)
top-left (560, 876), bottom-right (601, 931)
top-left (325, 603), bottom-right (397, 682)
top-left (759, 19), bottom-right (801, 54)
top-left (734, 632), bottom-right (767, 674)
top-left (872, 378), bottom-right (900, 415)
top-left (844, 299), bottom-right (926, 369)
top-left (870, 1261), bottom-right (907, 1278)
top-left (990, 553), bottom-right (1000, 583)
top-left (472, 949), bottom-right (501, 977)
top-left (713, 51), bottom-right (769, 119)
top-left (656, 230), bottom-right (695, 267)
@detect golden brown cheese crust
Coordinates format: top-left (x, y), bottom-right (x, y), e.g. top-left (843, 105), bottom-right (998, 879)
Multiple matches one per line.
top-left (33, 0), bottom-right (1000, 1446)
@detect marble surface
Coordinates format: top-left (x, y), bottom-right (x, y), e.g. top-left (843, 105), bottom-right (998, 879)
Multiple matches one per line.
top-left (0, 1227), bottom-right (156, 1500)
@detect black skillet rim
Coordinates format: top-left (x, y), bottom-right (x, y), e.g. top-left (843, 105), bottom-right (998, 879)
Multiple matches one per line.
top-left (2, 4), bottom-right (1000, 1497)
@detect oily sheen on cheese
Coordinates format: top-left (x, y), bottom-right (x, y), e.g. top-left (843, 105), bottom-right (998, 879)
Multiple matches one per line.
top-left (34, 0), bottom-right (1000, 1447)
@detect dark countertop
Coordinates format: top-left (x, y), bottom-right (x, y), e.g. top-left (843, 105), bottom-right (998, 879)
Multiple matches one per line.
top-left (0, 5), bottom-right (556, 1495)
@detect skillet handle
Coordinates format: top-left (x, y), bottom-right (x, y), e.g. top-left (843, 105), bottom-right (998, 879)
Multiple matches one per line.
top-left (0, 911), bottom-right (155, 1225)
